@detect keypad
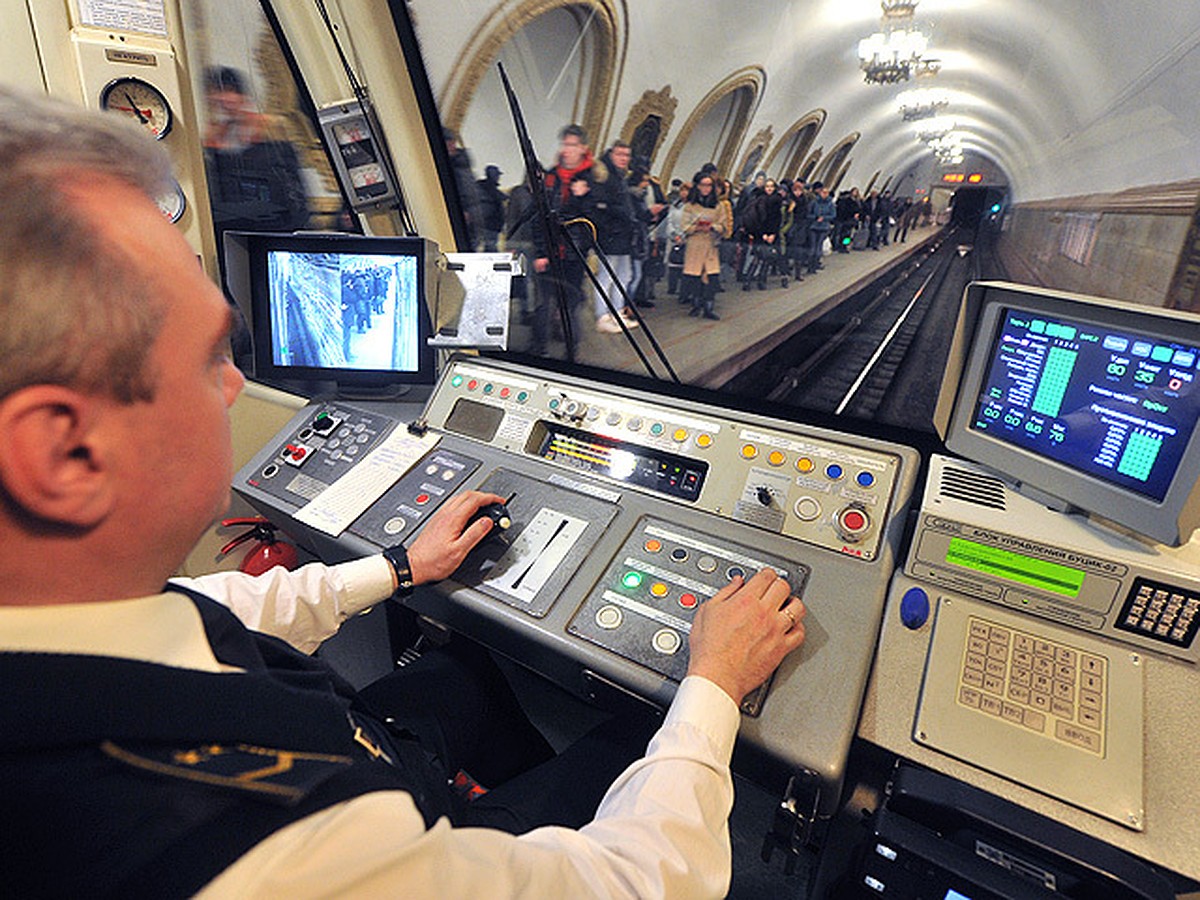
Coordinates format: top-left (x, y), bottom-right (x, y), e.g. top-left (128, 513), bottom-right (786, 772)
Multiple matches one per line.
top-left (957, 616), bottom-right (1107, 756)
top-left (1115, 577), bottom-right (1200, 648)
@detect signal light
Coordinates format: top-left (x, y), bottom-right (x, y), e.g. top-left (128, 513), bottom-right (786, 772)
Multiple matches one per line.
top-left (990, 203), bottom-right (1002, 214)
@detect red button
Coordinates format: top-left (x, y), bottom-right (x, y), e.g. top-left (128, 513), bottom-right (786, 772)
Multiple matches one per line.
top-left (679, 593), bottom-right (698, 609)
top-left (842, 510), bottom-right (866, 531)
top-left (499, 387), bottom-right (511, 398)
top-left (415, 493), bottom-right (430, 505)
top-left (467, 379), bottom-right (478, 390)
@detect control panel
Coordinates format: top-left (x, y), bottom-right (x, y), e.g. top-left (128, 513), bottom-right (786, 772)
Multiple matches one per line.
top-left (235, 356), bottom-right (921, 814)
top-left (424, 359), bottom-right (905, 562)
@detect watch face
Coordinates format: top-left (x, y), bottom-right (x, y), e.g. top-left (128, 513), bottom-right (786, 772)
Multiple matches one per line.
top-left (156, 178), bottom-right (187, 224)
top-left (99, 77), bottom-right (173, 140)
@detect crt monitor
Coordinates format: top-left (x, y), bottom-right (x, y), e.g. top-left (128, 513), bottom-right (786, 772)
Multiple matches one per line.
top-left (245, 232), bottom-right (437, 395)
top-left (938, 281), bottom-right (1200, 546)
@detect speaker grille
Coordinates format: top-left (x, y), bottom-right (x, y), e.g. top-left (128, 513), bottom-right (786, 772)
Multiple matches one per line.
top-left (938, 464), bottom-right (1007, 510)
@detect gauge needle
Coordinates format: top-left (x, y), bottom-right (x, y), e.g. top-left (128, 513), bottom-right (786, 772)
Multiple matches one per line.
top-left (123, 92), bottom-right (149, 124)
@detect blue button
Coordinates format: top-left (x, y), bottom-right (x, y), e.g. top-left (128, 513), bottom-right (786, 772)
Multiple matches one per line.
top-left (856, 471), bottom-right (875, 488)
top-left (900, 587), bottom-right (930, 629)
top-left (825, 464), bottom-right (844, 480)
top-left (726, 565), bottom-right (746, 581)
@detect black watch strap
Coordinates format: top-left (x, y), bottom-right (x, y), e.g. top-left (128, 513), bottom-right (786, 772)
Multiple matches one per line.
top-left (382, 544), bottom-right (415, 596)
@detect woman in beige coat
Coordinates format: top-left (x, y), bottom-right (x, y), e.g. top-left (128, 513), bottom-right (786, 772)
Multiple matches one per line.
top-left (681, 173), bottom-right (732, 320)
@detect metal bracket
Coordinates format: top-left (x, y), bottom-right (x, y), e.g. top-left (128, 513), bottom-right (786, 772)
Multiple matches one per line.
top-left (429, 252), bottom-right (522, 350)
top-left (761, 769), bottom-right (822, 874)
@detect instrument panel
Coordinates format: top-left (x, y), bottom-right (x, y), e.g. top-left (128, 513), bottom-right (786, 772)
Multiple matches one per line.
top-left (236, 356), bottom-right (921, 814)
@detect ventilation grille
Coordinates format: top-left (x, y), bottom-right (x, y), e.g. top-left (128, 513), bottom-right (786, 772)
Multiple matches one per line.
top-left (937, 464), bottom-right (1008, 510)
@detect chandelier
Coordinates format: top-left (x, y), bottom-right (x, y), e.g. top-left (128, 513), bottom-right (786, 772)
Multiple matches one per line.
top-left (857, 0), bottom-right (933, 85)
top-left (897, 88), bottom-right (949, 121)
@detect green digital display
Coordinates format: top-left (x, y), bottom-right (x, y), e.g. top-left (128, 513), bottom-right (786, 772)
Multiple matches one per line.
top-left (945, 537), bottom-right (1085, 597)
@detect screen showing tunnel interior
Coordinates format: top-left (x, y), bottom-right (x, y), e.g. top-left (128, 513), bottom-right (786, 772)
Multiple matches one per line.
top-left (969, 306), bottom-right (1200, 502)
top-left (266, 249), bottom-right (422, 373)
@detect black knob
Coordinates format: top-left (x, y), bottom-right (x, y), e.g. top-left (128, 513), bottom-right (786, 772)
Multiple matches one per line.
top-left (756, 486), bottom-right (773, 506)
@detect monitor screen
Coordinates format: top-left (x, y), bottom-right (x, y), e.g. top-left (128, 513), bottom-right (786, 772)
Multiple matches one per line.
top-left (943, 282), bottom-right (1200, 546)
top-left (246, 232), bottom-right (436, 394)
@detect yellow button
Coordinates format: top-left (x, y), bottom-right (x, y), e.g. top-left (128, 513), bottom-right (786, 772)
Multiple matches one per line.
top-left (650, 582), bottom-right (669, 598)
top-left (741, 444), bottom-right (758, 460)
top-left (696, 433), bottom-right (713, 449)
top-left (768, 450), bottom-right (787, 467)
top-left (796, 457), bottom-right (815, 473)
top-left (673, 428), bottom-right (689, 443)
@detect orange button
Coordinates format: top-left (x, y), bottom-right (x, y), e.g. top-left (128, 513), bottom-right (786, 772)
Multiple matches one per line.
top-left (741, 444), bottom-right (758, 460)
top-left (768, 450), bottom-right (786, 467)
top-left (650, 582), bottom-right (669, 598)
top-left (643, 538), bottom-right (663, 553)
top-left (696, 433), bottom-right (713, 449)
top-left (795, 457), bottom-right (815, 473)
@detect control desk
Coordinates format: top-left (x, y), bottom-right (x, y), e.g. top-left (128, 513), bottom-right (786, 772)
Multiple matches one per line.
top-left (235, 356), bottom-right (921, 812)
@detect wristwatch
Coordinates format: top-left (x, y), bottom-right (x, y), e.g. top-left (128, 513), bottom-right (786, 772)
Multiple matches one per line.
top-left (382, 544), bottom-right (415, 596)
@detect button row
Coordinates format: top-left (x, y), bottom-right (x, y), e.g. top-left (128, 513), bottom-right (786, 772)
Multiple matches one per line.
top-left (592, 605), bottom-right (683, 656)
top-left (620, 569), bottom-right (702, 610)
top-left (740, 445), bottom-right (877, 486)
top-left (451, 374), bottom-right (528, 402)
top-left (641, 539), bottom-right (747, 580)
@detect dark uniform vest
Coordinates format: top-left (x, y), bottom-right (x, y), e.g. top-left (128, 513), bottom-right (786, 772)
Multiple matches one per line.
top-left (0, 587), bottom-right (454, 899)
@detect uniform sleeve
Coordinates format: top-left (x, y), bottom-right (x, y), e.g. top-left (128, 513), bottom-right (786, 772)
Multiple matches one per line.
top-left (170, 557), bottom-right (396, 654)
top-left (197, 676), bottom-right (741, 899)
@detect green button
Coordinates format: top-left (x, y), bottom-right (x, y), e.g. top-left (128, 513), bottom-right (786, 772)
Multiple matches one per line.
top-left (650, 422), bottom-right (664, 436)
top-left (516, 391), bottom-right (529, 403)
top-left (451, 375), bottom-right (463, 387)
top-left (483, 383), bottom-right (494, 394)
top-left (621, 571), bottom-right (643, 589)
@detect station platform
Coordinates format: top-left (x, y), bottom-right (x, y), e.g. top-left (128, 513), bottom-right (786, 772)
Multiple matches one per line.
top-left (514, 223), bottom-right (942, 389)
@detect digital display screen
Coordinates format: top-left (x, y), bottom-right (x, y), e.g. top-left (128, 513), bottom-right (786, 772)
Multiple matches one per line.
top-left (969, 307), bottom-right (1200, 501)
top-left (945, 536), bottom-right (1085, 597)
top-left (267, 249), bottom-right (422, 373)
top-left (536, 422), bottom-right (707, 501)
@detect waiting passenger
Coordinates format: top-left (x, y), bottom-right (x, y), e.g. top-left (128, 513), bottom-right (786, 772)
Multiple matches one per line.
top-left (807, 182), bottom-right (836, 273)
top-left (682, 172), bottom-right (732, 320)
top-left (591, 140), bottom-right (640, 333)
top-left (0, 88), bottom-right (807, 898)
top-left (202, 66), bottom-right (309, 240)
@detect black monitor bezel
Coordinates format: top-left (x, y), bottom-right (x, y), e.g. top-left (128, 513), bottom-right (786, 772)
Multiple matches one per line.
top-left (246, 231), bottom-right (436, 394)
top-left (944, 282), bottom-right (1200, 546)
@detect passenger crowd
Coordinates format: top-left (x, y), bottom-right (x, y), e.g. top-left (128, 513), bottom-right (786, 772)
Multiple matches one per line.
top-left (451, 123), bottom-right (929, 357)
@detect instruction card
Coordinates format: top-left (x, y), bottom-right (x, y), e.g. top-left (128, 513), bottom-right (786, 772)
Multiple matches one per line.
top-left (295, 428), bottom-right (440, 536)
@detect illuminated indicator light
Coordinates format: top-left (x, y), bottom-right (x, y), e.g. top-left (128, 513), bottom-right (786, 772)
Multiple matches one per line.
top-left (483, 383), bottom-right (494, 394)
top-left (467, 379), bottom-right (478, 390)
top-left (644, 539), bottom-right (663, 553)
top-left (768, 450), bottom-right (786, 467)
top-left (856, 471), bottom-right (876, 488)
top-left (673, 428), bottom-right (689, 442)
top-left (650, 422), bottom-right (664, 436)
top-left (621, 571), bottom-right (643, 589)
top-left (679, 593), bottom-right (699, 609)
top-left (548, 398), bottom-right (560, 409)
top-left (696, 433), bottom-right (713, 448)
top-left (516, 391), bottom-right (529, 403)
top-left (796, 457), bottom-right (815, 473)
top-left (415, 493), bottom-right (430, 505)
top-left (650, 582), bottom-right (669, 598)
top-left (451, 375), bottom-right (463, 387)
top-left (741, 444), bottom-right (758, 459)
top-left (968, 173), bottom-right (983, 183)
top-left (499, 387), bottom-right (511, 398)
top-left (826, 463), bottom-right (844, 480)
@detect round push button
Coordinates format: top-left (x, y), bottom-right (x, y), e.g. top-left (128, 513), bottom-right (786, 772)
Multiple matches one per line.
top-left (696, 555), bottom-right (717, 573)
top-left (673, 428), bottom-right (689, 443)
top-left (856, 471), bottom-right (876, 488)
top-left (678, 593), bottom-right (699, 610)
top-left (670, 547), bottom-right (690, 563)
top-left (650, 582), bottom-right (669, 598)
top-left (383, 516), bottom-right (406, 535)
top-left (825, 463), bottom-right (844, 480)
top-left (695, 433), bottom-right (713, 449)
top-left (414, 492), bottom-right (430, 505)
top-left (621, 571), bottom-right (643, 590)
top-left (643, 538), bottom-right (663, 554)
top-left (596, 605), bottom-right (624, 630)
top-left (768, 450), bottom-right (787, 467)
top-left (900, 587), bottom-right (930, 629)
top-left (794, 497), bottom-right (821, 521)
top-left (726, 565), bottom-right (746, 581)
top-left (796, 457), bottom-right (815, 473)
top-left (741, 443), bottom-right (758, 460)
top-left (652, 628), bottom-right (681, 655)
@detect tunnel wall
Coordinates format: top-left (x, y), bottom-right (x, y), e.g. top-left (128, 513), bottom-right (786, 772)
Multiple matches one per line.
top-left (997, 180), bottom-right (1200, 311)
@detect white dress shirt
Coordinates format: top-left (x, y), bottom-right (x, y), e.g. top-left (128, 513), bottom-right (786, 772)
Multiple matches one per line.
top-left (1, 560), bottom-right (742, 898)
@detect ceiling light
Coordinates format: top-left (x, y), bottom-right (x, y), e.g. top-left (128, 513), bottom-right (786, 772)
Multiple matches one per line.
top-left (856, 0), bottom-right (935, 85)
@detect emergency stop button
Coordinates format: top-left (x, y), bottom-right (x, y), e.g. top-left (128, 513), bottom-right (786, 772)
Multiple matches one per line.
top-left (836, 506), bottom-right (870, 542)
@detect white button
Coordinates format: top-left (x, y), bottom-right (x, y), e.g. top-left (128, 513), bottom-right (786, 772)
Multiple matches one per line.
top-left (383, 516), bottom-right (406, 535)
top-left (794, 497), bottom-right (821, 521)
top-left (652, 628), bottom-right (681, 654)
top-left (595, 605), bottom-right (623, 629)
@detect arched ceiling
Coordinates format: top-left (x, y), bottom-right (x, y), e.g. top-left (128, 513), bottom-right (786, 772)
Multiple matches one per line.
top-left (410, 0), bottom-right (1200, 202)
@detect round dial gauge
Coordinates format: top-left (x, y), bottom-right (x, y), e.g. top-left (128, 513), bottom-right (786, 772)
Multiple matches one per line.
top-left (99, 77), bottom-right (173, 140)
top-left (156, 178), bottom-right (187, 224)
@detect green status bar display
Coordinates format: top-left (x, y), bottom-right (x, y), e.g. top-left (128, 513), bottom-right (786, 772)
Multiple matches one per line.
top-left (945, 537), bottom-right (1085, 598)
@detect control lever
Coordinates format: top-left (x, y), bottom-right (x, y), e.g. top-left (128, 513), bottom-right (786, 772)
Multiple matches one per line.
top-left (471, 492), bottom-right (516, 532)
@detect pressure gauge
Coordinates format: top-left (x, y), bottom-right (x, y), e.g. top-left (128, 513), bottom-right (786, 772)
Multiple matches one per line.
top-left (99, 77), bottom-right (173, 140)
top-left (155, 178), bottom-right (187, 224)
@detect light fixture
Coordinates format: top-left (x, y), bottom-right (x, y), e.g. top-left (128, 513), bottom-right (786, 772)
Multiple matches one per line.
top-left (857, 0), bottom-right (935, 85)
top-left (897, 88), bottom-right (949, 121)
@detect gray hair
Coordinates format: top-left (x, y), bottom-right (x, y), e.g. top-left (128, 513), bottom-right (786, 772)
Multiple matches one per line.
top-left (0, 87), bottom-right (177, 403)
